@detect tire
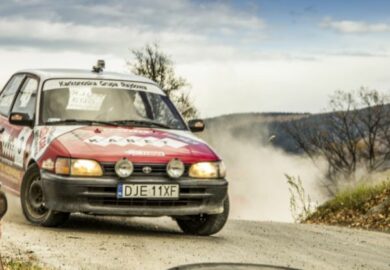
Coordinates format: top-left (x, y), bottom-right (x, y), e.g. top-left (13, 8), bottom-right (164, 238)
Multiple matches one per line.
top-left (21, 164), bottom-right (69, 227)
top-left (0, 190), bottom-right (7, 219)
top-left (176, 196), bottom-right (230, 236)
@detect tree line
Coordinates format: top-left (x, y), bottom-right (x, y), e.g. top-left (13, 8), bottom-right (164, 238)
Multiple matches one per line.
top-left (285, 88), bottom-right (390, 195)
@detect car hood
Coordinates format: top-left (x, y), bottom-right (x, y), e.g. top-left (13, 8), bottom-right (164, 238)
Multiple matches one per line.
top-left (50, 126), bottom-right (219, 163)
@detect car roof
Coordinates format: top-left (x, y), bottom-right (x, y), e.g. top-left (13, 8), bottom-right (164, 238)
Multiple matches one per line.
top-left (17, 69), bottom-right (156, 85)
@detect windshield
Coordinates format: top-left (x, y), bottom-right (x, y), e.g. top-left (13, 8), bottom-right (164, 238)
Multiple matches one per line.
top-left (41, 79), bottom-right (187, 130)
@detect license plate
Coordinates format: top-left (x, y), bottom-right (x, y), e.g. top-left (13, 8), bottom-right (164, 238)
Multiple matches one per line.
top-left (117, 184), bottom-right (179, 199)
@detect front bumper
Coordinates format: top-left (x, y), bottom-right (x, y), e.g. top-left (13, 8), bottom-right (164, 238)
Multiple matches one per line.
top-left (41, 171), bottom-right (228, 216)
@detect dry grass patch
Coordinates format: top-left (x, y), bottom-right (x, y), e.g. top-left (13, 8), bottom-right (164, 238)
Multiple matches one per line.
top-left (305, 180), bottom-right (390, 232)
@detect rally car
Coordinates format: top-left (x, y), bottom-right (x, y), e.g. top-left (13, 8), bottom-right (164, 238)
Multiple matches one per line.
top-left (0, 61), bottom-right (229, 236)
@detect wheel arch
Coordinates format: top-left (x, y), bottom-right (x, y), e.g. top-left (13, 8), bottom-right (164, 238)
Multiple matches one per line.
top-left (22, 159), bottom-right (40, 186)
top-left (26, 159), bottom-right (38, 170)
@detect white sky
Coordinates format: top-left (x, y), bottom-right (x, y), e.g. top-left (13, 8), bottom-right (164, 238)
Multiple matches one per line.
top-left (1, 0), bottom-right (390, 117)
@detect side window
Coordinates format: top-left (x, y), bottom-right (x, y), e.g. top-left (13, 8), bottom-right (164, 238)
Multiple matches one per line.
top-left (0, 75), bottom-right (24, 116)
top-left (12, 78), bottom-right (38, 119)
top-left (145, 93), bottom-right (181, 126)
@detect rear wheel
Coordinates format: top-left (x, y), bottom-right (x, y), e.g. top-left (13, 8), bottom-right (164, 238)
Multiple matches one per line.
top-left (176, 196), bottom-right (229, 236)
top-left (21, 164), bottom-right (69, 227)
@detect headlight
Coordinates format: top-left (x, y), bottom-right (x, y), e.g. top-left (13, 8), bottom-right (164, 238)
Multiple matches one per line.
top-left (166, 158), bottom-right (185, 179)
top-left (115, 158), bottom-right (134, 178)
top-left (189, 161), bottom-right (226, 179)
top-left (55, 158), bottom-right (103, 177)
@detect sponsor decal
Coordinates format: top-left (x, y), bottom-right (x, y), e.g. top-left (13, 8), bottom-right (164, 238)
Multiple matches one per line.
top-left (1, 131), bottom-right (13, 159)
top-left (85, 135), bottom-right (188, 149)
top-left (31, 126), bottom-right (82, 160)
top-left (125, 150), bottom-right (166, 157)
top-left (14, 128), bottom-right (32, 167)
top-left (119, 81), bottom-right (147, 91)
top-left (36, 127), bottom-right (52, 157)
top-left (43, 79), bottom-right (161, 94)
top-left (0, 128), bottom-right (32, 167)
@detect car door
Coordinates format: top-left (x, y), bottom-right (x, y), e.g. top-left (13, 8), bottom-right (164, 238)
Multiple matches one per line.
top-left (10, 76), bottom-right (38, 168)
top-left (0, 74), bottom-right (26, 193)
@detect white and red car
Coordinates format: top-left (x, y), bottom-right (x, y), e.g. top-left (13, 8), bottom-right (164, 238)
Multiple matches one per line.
top-left (0, 64), bottom-right (229, 235)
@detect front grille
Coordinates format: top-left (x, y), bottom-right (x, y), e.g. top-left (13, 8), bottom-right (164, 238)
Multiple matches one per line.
top-left (88, 198), bottom-right (201, 207)
top-left (85, 186), bottom-right (209, 208)
top-left (101, 163), bottom-right (190, 177)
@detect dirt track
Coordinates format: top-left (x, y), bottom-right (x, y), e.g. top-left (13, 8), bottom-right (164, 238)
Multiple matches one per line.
top-left (1, 194), bottom-right (390, 270)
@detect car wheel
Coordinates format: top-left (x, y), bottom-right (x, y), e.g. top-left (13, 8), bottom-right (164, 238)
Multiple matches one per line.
top-left (21, 164), bottom-right (69, 227)
top-left (176, 196), bottom-right (229, 236)
top-left (0, 190), bottom-right (7, 219)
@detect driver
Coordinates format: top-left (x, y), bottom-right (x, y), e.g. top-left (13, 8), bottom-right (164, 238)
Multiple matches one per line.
top-left (98, 89), bottom-right (146, 121)
top-left (42, 88), bottom-right (70, 122)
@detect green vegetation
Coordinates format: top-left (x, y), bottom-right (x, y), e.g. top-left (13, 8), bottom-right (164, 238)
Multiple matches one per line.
top-left (3, 258), bottom-right (43, 270)
top-left (305, 180), bottom-right (390, 232)
top-left (321, 181), bottom-right (390, 211)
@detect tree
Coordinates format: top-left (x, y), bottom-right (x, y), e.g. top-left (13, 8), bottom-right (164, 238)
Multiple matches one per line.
top-left (285, 88), bottom-right (390, 195)
top-left (128, 43), bottom-right (198, 119)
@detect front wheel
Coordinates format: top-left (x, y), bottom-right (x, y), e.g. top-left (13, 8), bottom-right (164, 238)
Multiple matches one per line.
top-left (0, 190), bottom-right (7, 219)
top-left (176, 196), bottom-right (230, 236)
top-left (21, 164), bottom-right (69, 227)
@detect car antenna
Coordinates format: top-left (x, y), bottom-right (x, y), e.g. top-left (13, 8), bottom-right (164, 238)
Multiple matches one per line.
top-left (92, 60), bottom-right (105, 73)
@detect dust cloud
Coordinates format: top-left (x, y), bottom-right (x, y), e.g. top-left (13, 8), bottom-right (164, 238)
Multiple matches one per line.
top-left (202, 130), bottom-right (326, 222)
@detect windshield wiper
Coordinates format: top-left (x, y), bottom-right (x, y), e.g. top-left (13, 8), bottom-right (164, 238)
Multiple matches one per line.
top-left (113, 120), bottom-right (171, 129)
top-left (45, 119), bottom-right (119, 127)
top-left (46, 119), bottom-right (171, 129)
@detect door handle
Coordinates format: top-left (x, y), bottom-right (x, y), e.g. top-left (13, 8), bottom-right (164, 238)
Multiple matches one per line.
top-left (0, 127), bottom-right (4, 134)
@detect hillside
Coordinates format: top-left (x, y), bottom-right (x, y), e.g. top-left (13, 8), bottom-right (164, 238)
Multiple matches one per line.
top-left (203, 111), bottom-right (345, 154)
top-left (202, 112), bottom-right (310, 153)
top-left (203, 105), bottom-right (390, 155)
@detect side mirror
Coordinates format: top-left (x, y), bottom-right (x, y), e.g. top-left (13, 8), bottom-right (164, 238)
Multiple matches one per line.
top-left (9, 112), bottom-right (34, 127)
top-left (188, 119), bottom-right (205, 132)
top-left (0, 190), bottom-right (7, 220)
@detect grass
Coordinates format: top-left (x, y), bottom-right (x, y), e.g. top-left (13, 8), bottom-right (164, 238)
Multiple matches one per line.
top-left (305, 180), bottom-right (390, 232)
top-left (321, 181), bottom-right (390, 212)
top-left (3, 259), bottom-right (43, 270)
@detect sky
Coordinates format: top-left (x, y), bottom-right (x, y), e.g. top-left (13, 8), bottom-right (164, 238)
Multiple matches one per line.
top-left (1, 0), bottom-right (390, 117)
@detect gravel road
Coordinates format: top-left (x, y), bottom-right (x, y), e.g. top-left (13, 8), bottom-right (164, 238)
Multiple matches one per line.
top-left (1, 194), bottom-right (390, 270)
